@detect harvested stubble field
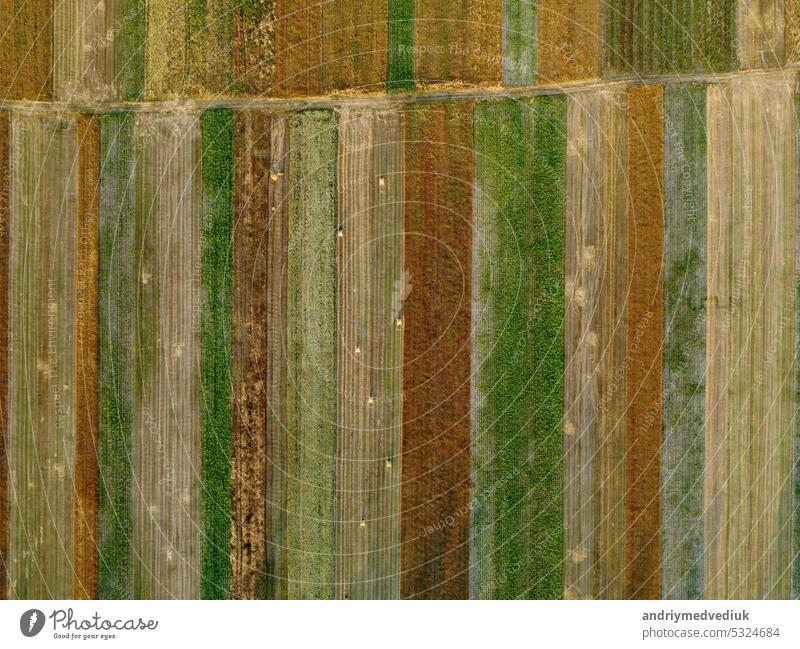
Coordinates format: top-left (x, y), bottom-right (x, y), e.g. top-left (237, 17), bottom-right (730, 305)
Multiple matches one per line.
top-left (1, 1), bottom-right (800, 602)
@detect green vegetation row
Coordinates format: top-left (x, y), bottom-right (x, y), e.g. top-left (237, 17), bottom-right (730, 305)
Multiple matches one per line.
top-left (473, 96), bottom-right (566, 599)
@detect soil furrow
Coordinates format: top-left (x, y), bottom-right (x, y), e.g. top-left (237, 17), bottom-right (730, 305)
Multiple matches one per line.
top-left (401, 101), bottom-right (472, 599)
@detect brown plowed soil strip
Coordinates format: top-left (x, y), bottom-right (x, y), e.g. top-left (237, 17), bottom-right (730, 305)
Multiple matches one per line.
top-left (0, 113), bottom-right (9, 599)
top-left (624, 85), bottom-right (664, 600)
top-left (0, 0), bottom-right (53, 100)
top-left (274, 1), bottom-right (322, 96)
top-left (537, 0), bottom-right (601, 84)
top-left (73, 116), bottom-right (99, 599)
top-left (231, 110), bottom-right (270, 599)
top-left (401, 102), bottom-right (472, 599)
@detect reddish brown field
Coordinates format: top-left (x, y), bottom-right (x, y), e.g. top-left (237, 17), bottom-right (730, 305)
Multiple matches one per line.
top-left (274, 1), bottom-right (322, 96)
top-left (73, 116), bottom-right (100, 599)
top-left (231, 110), bottom-right (271, 599)
top-left (624, 86), bottom-right (664, 599)
top-left (401, 102), bottom-right (473, 599)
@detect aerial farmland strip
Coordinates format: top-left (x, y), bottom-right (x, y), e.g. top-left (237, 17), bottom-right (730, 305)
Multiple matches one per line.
top-left (232, 1), bottom-right (277, 95)
top-left (53, 1), bottom-right (110, 101)
top-left (0, 0), bottom-right (53, 100)
top-left (737, 0), bottom-right (785, 69)
top-left (502, 0), bottom-right (537, 86)
top-left (116, 0), bottom-right (147, 100)
top-left (230, 109), bottom-right (270, 599)
top-left (472, 95), bottom-right (566, 599)
top-left (335, 107), bottom-right (403, 600)
top-left (52, 0), bottom-right (147, 101)
top-left (132, 112), bottom-right (202, 598)
top-left (8, 112), bottom-right (79, 598)
top-left (624, 85), bottom-right (664, 600)
top-left (200, 109), bottom-right (234, 599)
top-left (563, 89), bottom-right (627, 600)
top-left (0, 112), bottom-right (9, 600)
top-left (602, 1), bottom-right (735, 75)
top-left (274, 1), bottom-right (389, 95)
top-left (264, 115), bottom-right (291, 600)
top-left (186, 1), bottom-right (233, 95)
top-left (536, 0), bottom-right (601, 84)
top-left (145, 0), bottom-right (188, 98)
top-left (74, 115), bottom-right (100, 599)
top-left (321, 1), bottom-right (388, 93)
top-left (414, 1), bottom-right (502, 87)
top-left (285, 110), bottom-right (337, 599)
top-left (705, 74), bottom-right (797, 599)
top-left (146, 1), bottom-right (232, 99)
top-left (274, 1), bottom-right (323, 96)
top-left (98, 112), bottom-right (136, 599)
top-left (796, 82), bottom-right (800, 602)
top-left (661, 83), bottom-right (707, 600)
top-left (388, 0), bottom-right (415, 92)
top-left (401, 102), bottom-right (472, 599)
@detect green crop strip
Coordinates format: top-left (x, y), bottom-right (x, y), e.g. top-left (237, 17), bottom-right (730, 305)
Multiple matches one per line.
top-left (200, 109), bottom-right (234, 599)
top-left (121, 0), bottom-right (146, 100)
top-left (388, 0), bottom-right (415, 92)
top-left (474, 96), bottom-right (565, 599)
top-left (98, 113), bottom-right (136, 599)
top-left (187, 0), bottom-right (233, 92)
top-left (662, 83), bottom-right (706, 600)
top-left (502, 0), bottom-right (536, 85)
